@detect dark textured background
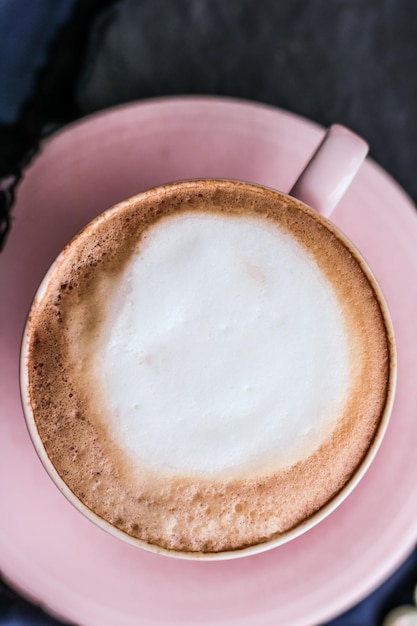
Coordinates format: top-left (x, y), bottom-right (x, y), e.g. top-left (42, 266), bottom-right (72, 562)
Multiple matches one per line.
top-left (1, 1), bottom-right (417, 624)
top-left (77, 0), bottom-right (417, 203)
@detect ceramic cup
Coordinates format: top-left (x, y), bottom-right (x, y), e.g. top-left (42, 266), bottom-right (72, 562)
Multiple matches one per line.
top-left (20, 124), bottom-right (396, 560)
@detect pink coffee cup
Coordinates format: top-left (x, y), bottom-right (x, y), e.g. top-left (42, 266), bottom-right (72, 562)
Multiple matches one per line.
top-left (20, 124), bottom-right (396, 560)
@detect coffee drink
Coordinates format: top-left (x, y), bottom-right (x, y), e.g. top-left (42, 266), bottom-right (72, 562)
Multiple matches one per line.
top-left (23, 180), bottom-right (394, 553)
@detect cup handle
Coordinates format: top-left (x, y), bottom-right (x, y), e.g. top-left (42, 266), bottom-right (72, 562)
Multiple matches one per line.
top-left (289, 124), bottom-right (369, 218)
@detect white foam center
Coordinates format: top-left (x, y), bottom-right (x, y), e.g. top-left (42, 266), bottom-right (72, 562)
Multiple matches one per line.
top-left (93, 212), bottom-right (349, 476)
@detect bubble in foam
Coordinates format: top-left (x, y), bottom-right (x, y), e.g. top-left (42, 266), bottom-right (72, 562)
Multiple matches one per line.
top-left (87, 211), bottom-right (350, 477)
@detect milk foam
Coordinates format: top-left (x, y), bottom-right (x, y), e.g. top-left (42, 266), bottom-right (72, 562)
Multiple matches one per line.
top-left (92, 212), bottom-right (350, 476)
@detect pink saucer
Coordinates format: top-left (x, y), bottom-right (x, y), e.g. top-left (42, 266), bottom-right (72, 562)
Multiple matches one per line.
top-left (1, 97), bottom-right (417, 626)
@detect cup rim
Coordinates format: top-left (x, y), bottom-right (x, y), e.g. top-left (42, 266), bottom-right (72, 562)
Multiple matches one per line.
top-left (19, 178), bottom-right (397, 561)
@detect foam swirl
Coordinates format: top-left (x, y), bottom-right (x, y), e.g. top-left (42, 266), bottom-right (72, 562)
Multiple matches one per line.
top-left (92, 213), bottom-right (349, 477)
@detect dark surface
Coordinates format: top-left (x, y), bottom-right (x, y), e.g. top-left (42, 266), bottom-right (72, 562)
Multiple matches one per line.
top-left (78, 0), bottom-right (417, 202)
top-left (1, 1), bottom-right (417, 624)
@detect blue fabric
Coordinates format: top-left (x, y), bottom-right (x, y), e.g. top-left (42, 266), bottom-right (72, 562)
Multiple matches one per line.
top-left (0, 0), bottom-right (75, 124)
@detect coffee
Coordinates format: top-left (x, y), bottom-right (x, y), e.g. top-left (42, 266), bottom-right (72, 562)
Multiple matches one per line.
top-left (23, 180), bottom-right (394, 553)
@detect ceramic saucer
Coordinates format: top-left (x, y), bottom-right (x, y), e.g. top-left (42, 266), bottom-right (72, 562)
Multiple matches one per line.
top-left (1, 97), bottom-right (417, 626)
